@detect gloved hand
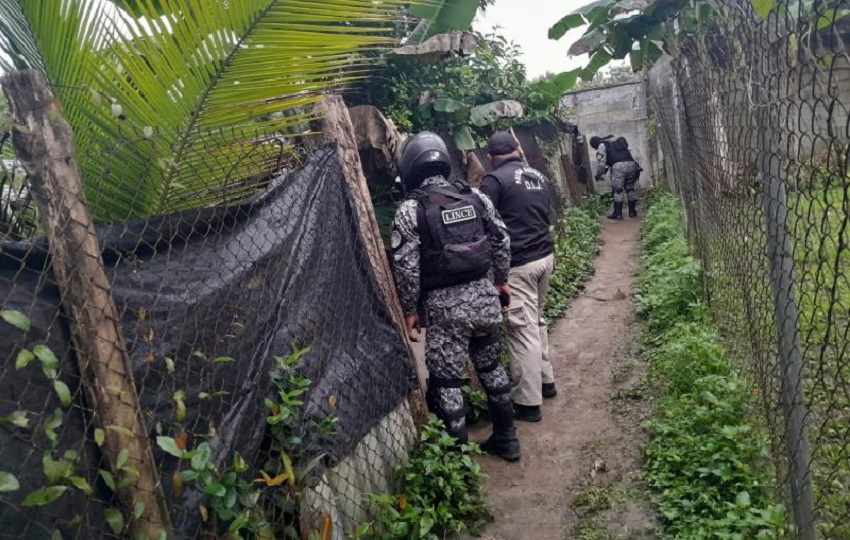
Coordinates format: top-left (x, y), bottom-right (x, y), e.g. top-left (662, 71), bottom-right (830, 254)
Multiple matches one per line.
top-left (405, 315), bottom-right (422, 342)
top-left (495, 283), bottom-right (511, 309)
top-left (595, 172), bottom-right (605, 182)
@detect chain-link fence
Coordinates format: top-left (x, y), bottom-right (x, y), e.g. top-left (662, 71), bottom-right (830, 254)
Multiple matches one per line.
top-left (648, 1), bottom-right (850, 537)
top-left (0, 72), bottom-right (420, 539)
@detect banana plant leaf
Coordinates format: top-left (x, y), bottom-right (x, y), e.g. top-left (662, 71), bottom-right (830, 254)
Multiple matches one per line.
top-left (392, 31), bottom-right (478, 63)
top-left (452, 125), bottom-right (476, 151)
top-left (407, 0), bottom-right (480, 45)
top-left (470, 100), bottom-right (524, 127)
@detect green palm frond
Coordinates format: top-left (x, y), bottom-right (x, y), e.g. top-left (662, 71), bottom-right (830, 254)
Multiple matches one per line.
top-left (0, 0), bottom-right (406, 221)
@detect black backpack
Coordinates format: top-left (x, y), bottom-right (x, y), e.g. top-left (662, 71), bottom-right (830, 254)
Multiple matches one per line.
top-left (610, 137), bottom-right (629, 152)
top-left (604, 137), bottom-right (634, 166)
top-left (414, 184), bottom-right (491, 290)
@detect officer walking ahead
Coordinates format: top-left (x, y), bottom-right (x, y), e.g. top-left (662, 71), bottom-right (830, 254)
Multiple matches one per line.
top-left (590, 135), bottom-right (640, 219)
top-left (480, 132), bottom-right (557, 424)
top-left (391, 132), bottom-right (521, 461)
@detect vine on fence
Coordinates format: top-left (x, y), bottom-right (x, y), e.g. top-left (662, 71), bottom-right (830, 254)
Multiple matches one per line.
top-left (1, 306), bottom-right (336, 539)
top-left (156, 345), bottom-right (337, 539)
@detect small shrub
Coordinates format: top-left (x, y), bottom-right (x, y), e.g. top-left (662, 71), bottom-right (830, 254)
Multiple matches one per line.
top-left (354, 416), bottom-right (491, 539)
top-left (648, 322), bottom-right (727, 395)
top-left (643, 371), bottom-right (786, 539)
top-left (634, 193), bottom-right (702, 337)
top-left (157, 345), bottom-right (336, 538)
top-left (544, 200), bottom-right (603, 322)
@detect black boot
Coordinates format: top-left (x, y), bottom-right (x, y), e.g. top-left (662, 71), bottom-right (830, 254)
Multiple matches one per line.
top-left (628, 200), bottom-right (638, 218)
top-left (513, 402), bottom-right (542, 422)
top-left (542, 382), bottom-right (557, 399)
top-left (479, 400), bottom-right (521, 461)
top-left (447, 426), bottom-right (469, 450)
top-left (607, 201), bottom-right (623, 220)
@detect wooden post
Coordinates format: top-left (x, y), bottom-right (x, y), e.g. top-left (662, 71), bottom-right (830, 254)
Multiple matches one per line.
top-left (561, 153), bottom-right (583, 202)
top-left (314, 95), bottom-right (429, 425)
top-left (582, 138), bottom-right (598, 195)
top-left (2, 70), bottom-right (171, 538)
top-left (509, 127), bottom-right (529, 165)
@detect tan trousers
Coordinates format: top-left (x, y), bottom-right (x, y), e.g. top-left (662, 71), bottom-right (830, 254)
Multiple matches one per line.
top-left (504, 254), bottom-right (555, 406)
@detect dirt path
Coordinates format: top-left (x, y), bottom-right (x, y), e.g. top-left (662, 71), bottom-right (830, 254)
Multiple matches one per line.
top-left (469, 216), bottom-right (657, 540)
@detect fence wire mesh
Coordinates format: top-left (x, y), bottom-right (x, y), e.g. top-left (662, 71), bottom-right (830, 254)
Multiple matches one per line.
top-left (0, 79), bottom-right (419, 539)
top-left (650, 0), bottom-right (850, 537)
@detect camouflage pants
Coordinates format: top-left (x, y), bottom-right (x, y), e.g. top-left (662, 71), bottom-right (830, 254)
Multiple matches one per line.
top-left (610, 161), bottom-right (639, 203)
top-left (423, 278), bottom-right (512, 438)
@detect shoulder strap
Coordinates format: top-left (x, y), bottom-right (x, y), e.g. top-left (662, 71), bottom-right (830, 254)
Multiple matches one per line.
top-left (406, 188), bottom-right (428, 204)
top-left (428, 186), bottom-right (466, 201)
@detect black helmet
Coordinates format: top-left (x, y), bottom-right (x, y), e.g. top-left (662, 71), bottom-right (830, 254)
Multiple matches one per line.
top-left (398, 131), bottom-right (451, 191)
top-left (589, 135), bottom-right (614, 149)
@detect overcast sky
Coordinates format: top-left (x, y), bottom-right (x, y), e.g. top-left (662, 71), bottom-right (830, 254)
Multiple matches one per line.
top-left (0, 1), bottom-right (614, 80)
top-left (473, 0), bottom-right (601, 79)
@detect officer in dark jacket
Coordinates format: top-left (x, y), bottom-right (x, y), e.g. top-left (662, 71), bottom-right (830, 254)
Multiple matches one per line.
top-left (480, 132), bottom-right (557, 423)
top-left (390, 131), bottom-right (520, 461)
top-left (590, 135), bottom-right (640, 219)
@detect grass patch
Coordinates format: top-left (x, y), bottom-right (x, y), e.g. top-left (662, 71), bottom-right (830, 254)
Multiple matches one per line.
top-left (635, 193), bottom-right (787, 539)
top-left (572, 484), bottom-right (625, 540)
top-left (574, 483), bottom-right (627, 514)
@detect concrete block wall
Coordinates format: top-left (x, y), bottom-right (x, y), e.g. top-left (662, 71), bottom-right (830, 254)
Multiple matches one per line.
top-left (561, 82), bottom-right (654, 193)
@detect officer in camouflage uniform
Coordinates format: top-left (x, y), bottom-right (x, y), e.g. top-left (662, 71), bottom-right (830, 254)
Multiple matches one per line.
top-left (391, 132), bottom-right (521, 461)
top-left (590, 135), bottom-right (640, 219)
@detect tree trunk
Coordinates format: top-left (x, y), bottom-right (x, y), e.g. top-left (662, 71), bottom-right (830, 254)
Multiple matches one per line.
top-left (1, 69), bottom-right (172, 539)
top-left (313, 95), bottom-right (429, 425)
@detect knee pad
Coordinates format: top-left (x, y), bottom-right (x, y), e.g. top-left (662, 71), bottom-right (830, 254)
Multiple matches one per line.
top-left (470, 331), bottom-right (499, 350)
top-left (470, 332), bottom-right (506, 389)
top-left (488, 392), bottom-right (512, 406)
top-left (426, 377), bottom-right (467, 423)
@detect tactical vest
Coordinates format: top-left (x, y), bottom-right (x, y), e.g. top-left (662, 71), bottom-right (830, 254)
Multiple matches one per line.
top-left (604, 137), bottom-right (634, 166)
top-left (482, 159), bottom-right (554, 268)
top-left (414, 184), bottom-right (491, 291)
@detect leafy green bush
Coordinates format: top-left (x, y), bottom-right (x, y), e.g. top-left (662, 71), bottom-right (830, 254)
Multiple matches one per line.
top-left (354, 417), bottom-right (491, 539)
top-left (544, 199), bottom-right (602, 322)
top-left (639, 191), bottom-right (685, 256)
top-left (637, 194), bottom-right (786, 539)
top-left (644, 374), bottom-right (786, 539)
top-left (647, 322), bottom-right (727, 396)
top-left (350, 30), bottom-right (565, 138)
top-left (635, 195), bottom-right (702, 337)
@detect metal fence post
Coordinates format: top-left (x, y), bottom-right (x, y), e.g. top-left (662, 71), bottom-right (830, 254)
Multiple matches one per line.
top-left (757, 101), bottom-right (817, 540)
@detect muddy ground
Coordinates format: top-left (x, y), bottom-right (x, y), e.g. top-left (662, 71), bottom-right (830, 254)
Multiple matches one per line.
top-left (469, 216), bottom-right (658, 540)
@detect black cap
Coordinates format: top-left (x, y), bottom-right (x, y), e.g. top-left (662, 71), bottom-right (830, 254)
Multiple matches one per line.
top-left (487, 131), bottom-right (519, 156)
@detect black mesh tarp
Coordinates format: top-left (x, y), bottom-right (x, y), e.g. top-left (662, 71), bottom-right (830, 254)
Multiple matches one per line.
top-left (0, 145), bottom-right (414, 537)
